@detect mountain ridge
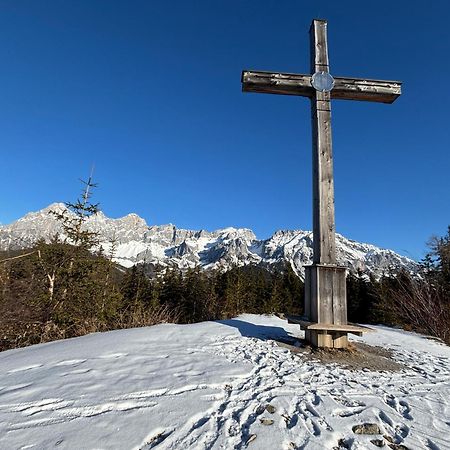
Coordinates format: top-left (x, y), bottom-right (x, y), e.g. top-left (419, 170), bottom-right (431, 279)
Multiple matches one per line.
top-left (0, 203), bottom-right (416, 278)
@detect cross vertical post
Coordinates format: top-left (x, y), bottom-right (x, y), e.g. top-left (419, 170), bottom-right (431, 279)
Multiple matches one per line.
top-left (304, 20), bottom-right (348, 348)
top-left (310, 20), bottom-right (336, 265)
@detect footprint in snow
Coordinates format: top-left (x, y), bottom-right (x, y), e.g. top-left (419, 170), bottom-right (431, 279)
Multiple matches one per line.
top-left (383, 394), bottom-right (413, 421)
top-left (379, 410), bottom-right (410, 444)
top-left (395, 423), bottom-right (410, 440)
top-left (424, 437), bottom-right (441, 450)
top-left (332, 407), bottom-right (365, 418)
top-left (331, 394), bottom-right (366, 408)
top-left (379, 410), bottom-right (394, 427)
top-left (306, 391), bottom-right (321, 406)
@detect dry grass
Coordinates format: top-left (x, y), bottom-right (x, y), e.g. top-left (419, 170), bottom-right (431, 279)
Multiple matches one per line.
top-left (0, 305), bottom-right (181, 352)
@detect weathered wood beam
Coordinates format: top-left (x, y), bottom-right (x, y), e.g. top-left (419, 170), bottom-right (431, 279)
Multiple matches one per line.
top-left (241, 70), bottom-right (312, 97)
top-left (286, 315), bottom-right (373, 332)
top-left (241, 70), bottom-right (401, 104)
top-left (310, 19), bottom-right (336, 266)
top-left (310, 19), bottom-right (329, 72)
top-left (333, 77), bottom-right (402, 104)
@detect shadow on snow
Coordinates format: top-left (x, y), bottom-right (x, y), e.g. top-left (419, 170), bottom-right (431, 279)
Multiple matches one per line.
top-left (215, 319), bottom-right (294, 342)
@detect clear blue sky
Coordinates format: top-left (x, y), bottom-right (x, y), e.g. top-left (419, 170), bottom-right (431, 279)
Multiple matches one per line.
top-left (1, 1), bottom-right (449, 260)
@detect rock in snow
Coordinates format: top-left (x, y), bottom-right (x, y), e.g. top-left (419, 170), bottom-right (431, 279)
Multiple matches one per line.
top-left (0, 315), bottom-right (449, 449)
top-left (0, 204), bottom-right (416, 278)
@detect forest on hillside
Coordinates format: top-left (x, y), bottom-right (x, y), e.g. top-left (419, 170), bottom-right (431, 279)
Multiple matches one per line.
top-left (1, 183), bottom-right (449, 351)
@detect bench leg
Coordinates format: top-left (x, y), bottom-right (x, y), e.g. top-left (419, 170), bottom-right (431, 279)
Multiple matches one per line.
top-left (305, 330), bottom-right (349, 349)
top-left (332, 332), bottom-right (348, 349)
top-left (306, 330), bottom-right (333, 348)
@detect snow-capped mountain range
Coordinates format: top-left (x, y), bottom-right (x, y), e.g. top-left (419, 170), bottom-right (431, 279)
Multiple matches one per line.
top-left (0, 203), bottom-right (416, 278)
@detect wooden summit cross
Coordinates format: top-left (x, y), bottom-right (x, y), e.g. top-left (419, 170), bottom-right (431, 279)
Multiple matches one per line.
top-left (241, 19), bottom-right (401, 348)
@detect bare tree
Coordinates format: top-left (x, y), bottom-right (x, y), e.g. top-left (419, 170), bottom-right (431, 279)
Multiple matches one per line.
top-left (387, 271), bottom-right (450, 343)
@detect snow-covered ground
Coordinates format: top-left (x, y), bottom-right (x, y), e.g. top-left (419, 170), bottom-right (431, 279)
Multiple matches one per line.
top-left (0, 315), bottom-right (449, 450)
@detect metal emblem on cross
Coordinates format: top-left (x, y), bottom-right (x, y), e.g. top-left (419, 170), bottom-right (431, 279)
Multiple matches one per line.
top-left (241, 19), bottom-right (402, 348)
top-left (311, 71), bottom-right (335, 92)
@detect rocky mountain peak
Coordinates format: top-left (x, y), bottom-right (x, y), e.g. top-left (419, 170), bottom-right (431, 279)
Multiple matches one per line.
top-left (0, 204), bottom-right (417, 278)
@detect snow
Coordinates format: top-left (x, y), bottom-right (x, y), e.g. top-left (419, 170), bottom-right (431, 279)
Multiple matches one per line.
top-left (0, 315), bottom-right (449, 450)
top-left (190, 236), bottom-right (215, 254)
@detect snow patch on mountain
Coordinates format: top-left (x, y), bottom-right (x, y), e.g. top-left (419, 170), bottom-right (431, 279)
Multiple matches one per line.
top-left (0, 204), bottom-right (416, 278)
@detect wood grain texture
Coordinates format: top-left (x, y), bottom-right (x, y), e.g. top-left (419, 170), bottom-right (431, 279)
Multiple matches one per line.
top-left (286, 315), bottom-right (368, 336)
top-left (318, 265), bottom-right (334, 323)
top-left (332, 77), bottom-right (401, 103)
top-left (304, 265), bottom-right (348, 326)
top-left (332, 332), bottom-right (349, 348)
top-left (332, 267), bottom-right (347, 325)
top-left (315, 332), bottom-right (333, 348)
top-left (304, 267), bottom-right (312, 320)
top-left (311, 103), bottom-right (336, 265)
top-left (310, 19), bottom-right (329, 72)
top-left (305, 330), bottom-right (349, 348)
top-left (310, 266), bottom-right (318, 323)
top-left (307, 324), bottom-right (364, 335)
top-left (310, 20), bottom-right (336, 265)
top-left (241, 70), bottom-right (312, 96)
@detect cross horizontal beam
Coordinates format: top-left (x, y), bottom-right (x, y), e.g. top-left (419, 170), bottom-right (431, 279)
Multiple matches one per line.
top-left (242, 70), bottom-right (402, 104)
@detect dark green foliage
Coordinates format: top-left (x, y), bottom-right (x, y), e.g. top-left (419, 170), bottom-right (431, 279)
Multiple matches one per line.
top-left (120, 264), bottom-right (155, 308)
top-left (180, 267), bottom-right (216, 323)
top-left (423, 226), bottom-right (450, 290)
top-left (50, 176), bottom-right (100, 250)
top-left (346, 271), bottom-right (377, 324)
top-left (213, 263), bottom-right (303, 319)
top-left (152, 263), bottom-right (303, 324)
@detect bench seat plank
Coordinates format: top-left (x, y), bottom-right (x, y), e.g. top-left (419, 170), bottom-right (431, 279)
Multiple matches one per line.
top-left (286, 315), bottom-right (372, 336)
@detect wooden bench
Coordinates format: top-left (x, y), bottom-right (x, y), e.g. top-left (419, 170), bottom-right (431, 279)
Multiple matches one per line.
top-left (286, 315), bottom-right (372, 348)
